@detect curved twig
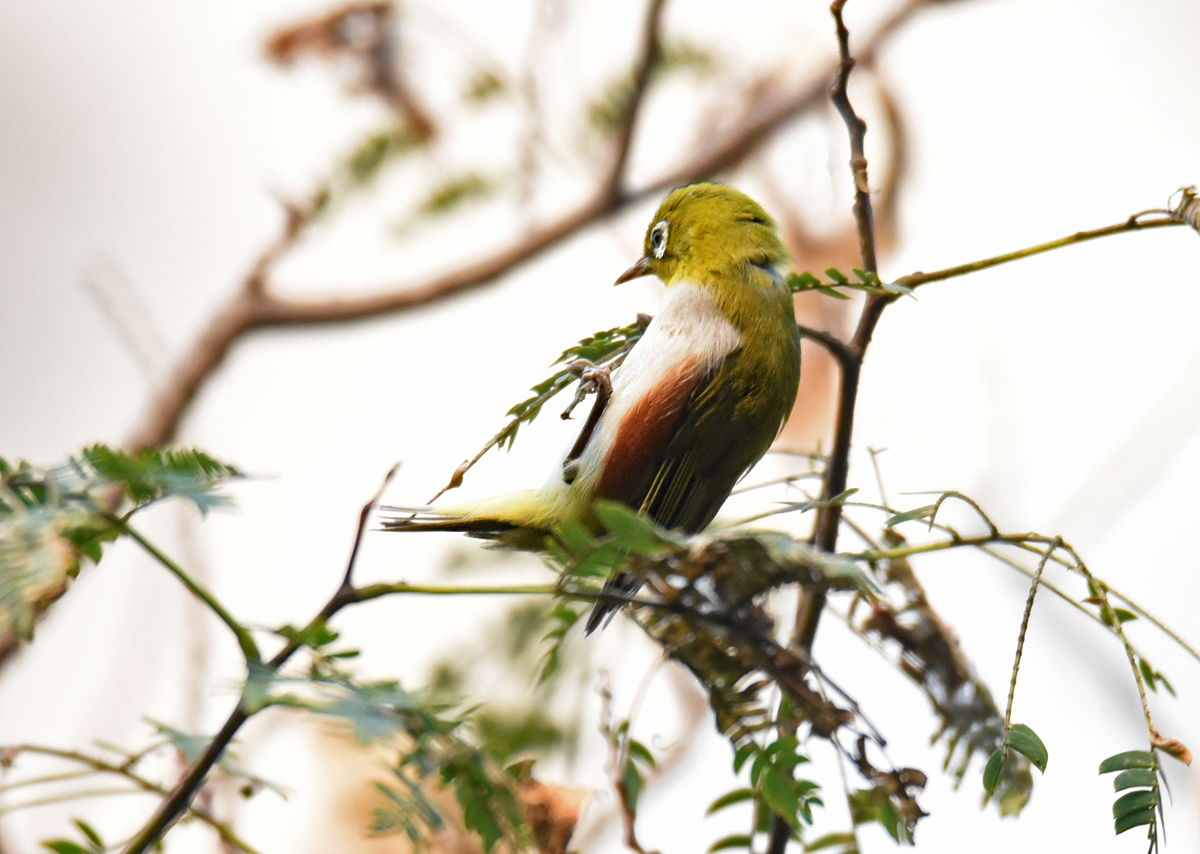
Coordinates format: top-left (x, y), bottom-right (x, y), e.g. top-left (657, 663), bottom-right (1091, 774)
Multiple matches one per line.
top-left (4, 744), bottom-right (262, 854)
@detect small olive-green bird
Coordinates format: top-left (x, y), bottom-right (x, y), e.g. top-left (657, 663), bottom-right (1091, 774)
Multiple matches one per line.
top-left (389, 183), bottom-right (801, 632)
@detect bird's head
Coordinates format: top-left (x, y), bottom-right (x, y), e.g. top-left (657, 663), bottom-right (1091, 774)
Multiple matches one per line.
top-left (615, 183), bottom-right (789, 289)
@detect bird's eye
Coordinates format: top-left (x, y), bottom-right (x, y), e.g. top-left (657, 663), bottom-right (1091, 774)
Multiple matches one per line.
top-left (649, 220), bottom-right (668, 258)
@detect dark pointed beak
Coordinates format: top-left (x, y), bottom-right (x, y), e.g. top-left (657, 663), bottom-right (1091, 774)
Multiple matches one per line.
top-left (614, 255), bottom-right (653, 285)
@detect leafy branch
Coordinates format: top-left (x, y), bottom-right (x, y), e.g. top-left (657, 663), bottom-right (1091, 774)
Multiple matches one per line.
top-left (426, 317), bottom-right (649, 503)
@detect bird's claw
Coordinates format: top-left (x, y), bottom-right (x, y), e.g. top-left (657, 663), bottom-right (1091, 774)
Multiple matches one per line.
top-left (560, 361), bottom-right (614, 483)
top-left (560, 360), bottom-right (613, 421)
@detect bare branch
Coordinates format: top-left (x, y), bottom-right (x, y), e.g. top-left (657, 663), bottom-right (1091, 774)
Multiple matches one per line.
top-left (790, 1), bottom-right (955, 660)
top-left (342, 464), bottom-right (399, 588)
top-left (797, 323), bottom-right (853, 367)
top-left (82, 258), bottom-right (168, 378)
top-left (829, 0), bottom-right (878, 275)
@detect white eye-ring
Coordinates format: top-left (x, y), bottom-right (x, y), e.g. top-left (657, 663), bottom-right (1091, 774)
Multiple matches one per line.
top-left (649, 220), bottom-right (668, 258)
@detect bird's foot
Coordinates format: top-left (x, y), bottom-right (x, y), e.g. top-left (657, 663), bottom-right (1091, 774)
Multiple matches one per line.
top-left (560, 361), bottom-right (614, 483)
top-left (560, 360), bottom-right (613, 421)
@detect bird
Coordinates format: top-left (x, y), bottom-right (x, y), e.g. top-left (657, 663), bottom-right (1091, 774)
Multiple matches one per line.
top-left (386, 183), bottom-right (801, 633)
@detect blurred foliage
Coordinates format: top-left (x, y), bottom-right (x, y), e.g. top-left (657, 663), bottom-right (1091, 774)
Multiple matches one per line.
top-left (464, 68), bottom-right (507, 104)
top-left (708, 738), bottom-right (824, 852)
top-left (428, 599), bottom-right (583, 767)
top-left (552, 503), bottom-right (867, 743)
top-left (395, 172), bottom-right (497, 234)
top-left (547, 503), bottom-right (927, 841)
top-left (345, 125), bottom-right (425, 185)
top-left (248, 618), bottom-right (534, 851)
top-left (0, 446), bottom-right (240, 644)
top-left (40, 820), bottom-right (106, 854)
top-left (4, 0), bottom-right (1196, 846)
top-left (589, 39), bottom-right (715, 134)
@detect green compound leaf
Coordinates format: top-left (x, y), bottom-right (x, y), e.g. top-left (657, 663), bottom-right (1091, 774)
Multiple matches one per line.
top-left (593, 501), bottom-right (674, 554)
top-left (1099, 750), bottom-right (1156, 773)
top-left (733, 742), bottom-right (757, 774)
top-left (761, 766), bottom-right (800, 828)
top-left (982, 749), bottom-right (1004, 795)
top-left (885, 505), bottom-right (938, 527)
top-left (787, 272), bottom-right (822, 291)
top-left (708, 834), bottom-right (753, 853)
top-left (1007, 724), bottom-right (1047, 773)
top-left (1138, 657), bottom-right (1176, 696)
top-left (707, 787), bottom-right (755, 815)
top-left (1112, 768), bottom-right (1158, 791)
top-left (496, 319), bottom-right (646, 453)
top-left (1114, 808), bottom-right (1157, 835)
top-left (72, 821), bottom-right (104, 851)
top-left (1112, 788), bottom-right (1158, 820)
top-left (805, 832), bottom-right (858, 852)
top-left (628, 738), bottom-right (658, 770)
top-left (621, 755), bottom-right (645, 814)
top-left (41, 843), bottom-right (90, 854)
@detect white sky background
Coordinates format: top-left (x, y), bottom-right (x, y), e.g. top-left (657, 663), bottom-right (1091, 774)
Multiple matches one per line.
top-left (1, 0), bottom-right (1199, 852)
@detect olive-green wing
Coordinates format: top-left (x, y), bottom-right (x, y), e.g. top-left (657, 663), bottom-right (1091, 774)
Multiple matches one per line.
top-left (638, 349), bottom-right (782, 533)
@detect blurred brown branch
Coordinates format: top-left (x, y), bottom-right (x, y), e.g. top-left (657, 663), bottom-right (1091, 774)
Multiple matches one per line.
top-left (124, 0), bottom-right (931, 452)
top-left (266, 1), bottom-right (435, 140)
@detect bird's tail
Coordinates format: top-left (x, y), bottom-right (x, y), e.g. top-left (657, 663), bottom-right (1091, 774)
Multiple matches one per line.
top-left (380, 498), bottom-right (553, 551)
top-left (584, 571), bottom-right (643, 635)
top-left (380, 506), bottom-right (519, 536)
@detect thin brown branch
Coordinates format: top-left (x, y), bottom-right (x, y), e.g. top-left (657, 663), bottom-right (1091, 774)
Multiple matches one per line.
top-left (771, 4), bottom-right (887, 850)
top-left (343, 464), bottom-right (399, 588)
top-left (602, 0), bottom-right (668, 204)
top-left (829, 0), bottom-right (878, 276)
top-left (365, 5), bottom-right (436, 141)
top-left (796, 323), bottom-right (853, 367)
top-left (792, 0), bottom-right (892, 659)
top-left (265, 2), bottom-right (435, 140)
top-left (124, 0), bottom-right (930, 451)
